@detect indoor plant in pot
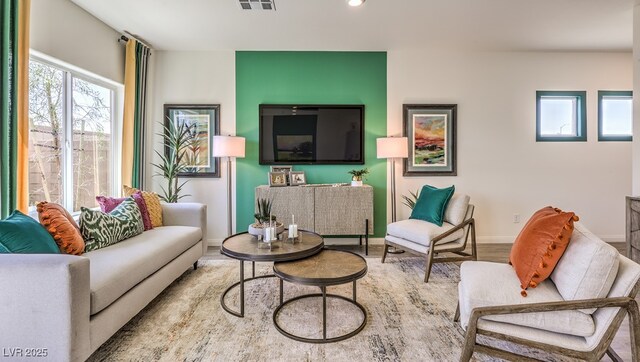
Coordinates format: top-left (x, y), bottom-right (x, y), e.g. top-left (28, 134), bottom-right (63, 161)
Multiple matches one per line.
top-left (248, 198), bottom-right (284, 237)
top-left (348, 168), bottom-right (369, 187)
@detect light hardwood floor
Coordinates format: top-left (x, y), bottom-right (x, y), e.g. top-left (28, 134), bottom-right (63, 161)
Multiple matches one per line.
top-left (205, 242), bottom-right (634, 361)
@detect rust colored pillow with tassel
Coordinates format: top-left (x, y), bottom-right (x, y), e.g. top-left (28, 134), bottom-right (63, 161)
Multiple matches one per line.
top-left (37, 201), bottom-right (85, 255)
top-left (509, 206), bottom-right (578, 297)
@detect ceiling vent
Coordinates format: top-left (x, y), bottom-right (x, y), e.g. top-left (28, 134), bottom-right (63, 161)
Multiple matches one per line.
top-left (239, 0), bottom-right (276, 11)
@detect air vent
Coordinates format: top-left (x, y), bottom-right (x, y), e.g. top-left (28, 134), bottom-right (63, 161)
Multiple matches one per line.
top-left (238, 0), bottom-right (276, 10)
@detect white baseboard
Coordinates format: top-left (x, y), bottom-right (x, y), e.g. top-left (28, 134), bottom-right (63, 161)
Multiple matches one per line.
top-left (208, 235), bottom-right (625, 247)
top-left (476, 235), bottom-right (625, 244)
top-left (207, 237), bottom-right (385, 247)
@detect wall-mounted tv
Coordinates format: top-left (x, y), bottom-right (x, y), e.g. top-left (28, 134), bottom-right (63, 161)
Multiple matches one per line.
top-left (259, 104), bottom-right (364, 165)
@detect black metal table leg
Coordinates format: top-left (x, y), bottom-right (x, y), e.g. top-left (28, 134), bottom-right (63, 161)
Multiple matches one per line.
top-left (252, 261), bottom-right (255, 278)
top-left (220, 260), bottom-right (275, 318)
top-left (240, 260), bottom-right (245, 316)
top-left (322, 286), bottom-right (327, 341)
top-left (353, 281), bottom-right (357, 302)
top-left (279, 278), bottom-right (283, 306)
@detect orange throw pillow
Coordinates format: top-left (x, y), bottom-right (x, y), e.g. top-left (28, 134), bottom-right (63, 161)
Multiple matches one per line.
top-left (37, 201), bottom-right (85, 255)
top-left (509, 206), bottom-right (579, 297)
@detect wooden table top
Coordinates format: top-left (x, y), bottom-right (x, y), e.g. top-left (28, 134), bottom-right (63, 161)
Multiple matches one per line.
top-left (220, 231), bottom-right (324, 262)
top-left (273, 249), bottom-right (368, 286)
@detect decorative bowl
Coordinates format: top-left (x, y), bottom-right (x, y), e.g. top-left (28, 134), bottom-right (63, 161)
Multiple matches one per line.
top-left (248, 222), bottom-right (285, 238)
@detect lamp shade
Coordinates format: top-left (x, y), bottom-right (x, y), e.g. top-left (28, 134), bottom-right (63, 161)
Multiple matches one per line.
top-left (212, 135), bottom-right (245, 158)
top-left (376, 137), bottom-right (408, 159)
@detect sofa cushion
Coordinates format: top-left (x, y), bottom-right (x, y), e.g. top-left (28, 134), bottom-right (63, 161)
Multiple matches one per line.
top-left (551, 223), bottom-right (619, 314)
top-left (509, 206), bottom-right (578, 297)
top-left (444, 193), bottom-right (470, 225)
top-left (97, 192), bottom-right (153, 231)
top-left (36, 202), bottom-right (85, 255)
top-left (81, 198), bottom-right (144, 252)
top-left (0, 210), bottom-right (60, 254)
top-left (410, 185), bottom-right (455, 226)
top-left (459, 261), bottom-right (595, 337)
top-left (387, 219), bottom-right (464, 247)
top-left (124, 186), bottom-right (163, 227)
top-left (86, 225), bottom-right (202, 315)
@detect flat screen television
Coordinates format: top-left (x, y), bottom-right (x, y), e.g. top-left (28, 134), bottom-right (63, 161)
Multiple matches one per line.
top-left (259, 104), bottom-right (364, 165)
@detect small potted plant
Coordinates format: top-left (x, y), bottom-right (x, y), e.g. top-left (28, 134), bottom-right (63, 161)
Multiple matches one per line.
top-left (348, 168), bottom-right (369, 187)
top-left (248, 198), bottom-right (284, 237)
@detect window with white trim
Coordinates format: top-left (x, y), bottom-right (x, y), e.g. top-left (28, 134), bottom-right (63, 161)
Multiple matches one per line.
top-left (28, 55), bottom-right (122, 212)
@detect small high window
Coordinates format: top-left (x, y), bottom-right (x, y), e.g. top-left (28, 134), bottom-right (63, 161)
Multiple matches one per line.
top-left (536, 91), bottom-right (587, 142)
top-left (598, 91), bottom-right (632, 142)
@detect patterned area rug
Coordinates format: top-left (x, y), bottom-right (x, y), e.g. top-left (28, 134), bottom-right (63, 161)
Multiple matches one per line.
top-left (88, 257), bottom-right (565, 361)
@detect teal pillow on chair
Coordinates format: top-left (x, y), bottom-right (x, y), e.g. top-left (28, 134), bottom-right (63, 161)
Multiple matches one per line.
top-left (0, 210), bottom-right (60, 253)
top-left (410, 185), bottom-right (455, 226)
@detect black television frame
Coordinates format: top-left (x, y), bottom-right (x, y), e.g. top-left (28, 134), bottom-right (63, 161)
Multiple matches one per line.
top-left (258, 104), bottom-right (365, 165)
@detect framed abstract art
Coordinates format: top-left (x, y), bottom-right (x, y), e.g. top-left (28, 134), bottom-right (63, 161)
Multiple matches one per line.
top-left (403, 104), bottom-right (457, 176)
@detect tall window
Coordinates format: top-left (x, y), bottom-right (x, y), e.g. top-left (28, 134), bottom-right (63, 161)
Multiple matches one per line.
top-left (536, 91), bottom-right (587, 142)
top-left (598, 91), bottom-right (632, 142)
top-left (28, 56), bottom-right (120, 212)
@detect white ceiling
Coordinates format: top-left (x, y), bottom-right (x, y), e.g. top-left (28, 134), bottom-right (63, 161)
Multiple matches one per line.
top-left (70, 0), bottom-right (634, 52)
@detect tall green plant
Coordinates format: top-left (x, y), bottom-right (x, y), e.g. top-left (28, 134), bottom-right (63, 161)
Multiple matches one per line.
top-left (254, 198), bottom-right (276, 224)
top-left (152, 119), bottom-right (197, 203)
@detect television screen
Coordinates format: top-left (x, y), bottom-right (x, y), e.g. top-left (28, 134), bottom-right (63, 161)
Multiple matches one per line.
top-left (259, 104), bottom-right (364, 165)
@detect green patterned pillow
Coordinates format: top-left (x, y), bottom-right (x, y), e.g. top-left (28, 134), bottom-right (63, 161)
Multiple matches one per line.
top-left (80, 197), bottom-right (144, 252)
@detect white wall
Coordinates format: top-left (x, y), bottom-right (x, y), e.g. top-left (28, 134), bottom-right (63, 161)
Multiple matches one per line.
top-left (30, 0), bottom-right (124, 83)
top-left (148, 51), bottom-right (236, 244)
top-left (388, 50), bottom-right (632, 242)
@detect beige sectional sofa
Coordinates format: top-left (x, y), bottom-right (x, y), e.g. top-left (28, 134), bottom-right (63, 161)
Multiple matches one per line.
top-left (0, 203), bottom-right (207, 362)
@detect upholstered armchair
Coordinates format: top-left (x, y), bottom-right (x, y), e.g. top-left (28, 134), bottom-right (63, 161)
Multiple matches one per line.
top-left (455, 223), bottom-right (640, 361)
top-left (381, 193), bottom-right (477, 283)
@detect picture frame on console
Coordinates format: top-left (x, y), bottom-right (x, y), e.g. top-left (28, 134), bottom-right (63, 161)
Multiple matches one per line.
top-left (164, 104), bottom-right (221, 178)
top-left (269, 172), bottom-right (288, 187)
top-left (403, 104), bottom-right (457, 176)
top-left (289, 171), bottom-right (306, 186)
top-left (270, 165), bottom-right (292, 185)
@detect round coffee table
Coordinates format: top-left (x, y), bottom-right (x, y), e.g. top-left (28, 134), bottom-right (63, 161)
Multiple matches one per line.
top-left (220, 231), bottom-right (324, 317)
top-left (272, 249), bottom-right (368, 343)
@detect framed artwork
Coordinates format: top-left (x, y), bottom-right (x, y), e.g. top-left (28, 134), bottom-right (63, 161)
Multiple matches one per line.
top-left (403, 104), bottom-right (457, 176)
top-left (289, 171), bottom-right (306, 186)
top-left (164, 104), bottom-right (221, 178)
top-left (269, 172), bottom-right (288, 187)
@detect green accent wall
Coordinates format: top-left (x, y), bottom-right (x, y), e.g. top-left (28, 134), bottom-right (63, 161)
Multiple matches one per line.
top-left (236, 51), bottom-right (387, 237)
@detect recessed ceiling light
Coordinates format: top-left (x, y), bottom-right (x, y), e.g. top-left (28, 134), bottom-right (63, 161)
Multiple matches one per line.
top-left (348, 0), bottom-right (365, 7)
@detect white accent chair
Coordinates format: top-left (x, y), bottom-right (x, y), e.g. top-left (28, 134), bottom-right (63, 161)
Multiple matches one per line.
top-left (381, 194), bottom-right (477, 283)
top-left (455, 223), bottom-right (640, 361)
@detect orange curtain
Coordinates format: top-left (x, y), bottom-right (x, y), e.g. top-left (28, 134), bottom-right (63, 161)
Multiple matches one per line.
top-left (121, 39), bottom-right (136, 193)
top-left (16, 0), bottom-right (30, 212)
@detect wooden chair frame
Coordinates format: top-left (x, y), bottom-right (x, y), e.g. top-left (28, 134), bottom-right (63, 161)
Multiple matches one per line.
top-left (382, 207), bottom-right (477, 283)
top-left (454, 281), bottom-right (640, 362)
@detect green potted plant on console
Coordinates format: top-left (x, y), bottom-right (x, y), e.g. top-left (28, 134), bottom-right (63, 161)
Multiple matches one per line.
top-left (348, 168), bottom-right (369, 187)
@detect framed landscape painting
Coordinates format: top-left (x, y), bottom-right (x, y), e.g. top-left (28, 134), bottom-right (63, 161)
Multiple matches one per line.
top-left (403, 104), bottom-right (457, 176)
top-left (164, 104), bottom-right (221, 178)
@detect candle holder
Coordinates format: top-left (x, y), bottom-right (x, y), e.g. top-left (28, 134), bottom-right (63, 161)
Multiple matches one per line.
top-left (286, 214), bottom-right (300, 243)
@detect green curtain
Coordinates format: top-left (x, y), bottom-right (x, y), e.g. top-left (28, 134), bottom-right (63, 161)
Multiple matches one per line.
top-left (1, 0), bottom-right (18, 219)
top-left (131, 42), bottom-right (150, 189)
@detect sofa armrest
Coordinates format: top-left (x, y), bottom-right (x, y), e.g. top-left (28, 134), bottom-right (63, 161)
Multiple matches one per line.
top-left (162, 203), bottom-right (208, 255)
top-left (0, 254), bottom-right (90, 362)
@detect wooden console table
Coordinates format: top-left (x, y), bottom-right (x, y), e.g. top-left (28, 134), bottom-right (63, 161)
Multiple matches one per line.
top-left (626, 196), bottom-right (640, 263)
top-left (255, 185), bottom-right (374, 255)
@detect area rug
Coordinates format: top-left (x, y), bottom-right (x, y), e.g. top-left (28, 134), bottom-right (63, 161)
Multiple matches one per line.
top-left (88, 257), bottom-right (567, 361)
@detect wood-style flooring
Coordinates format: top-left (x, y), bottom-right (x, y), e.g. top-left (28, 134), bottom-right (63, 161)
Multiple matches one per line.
top-left (205, 242), bottom-right (633, 362)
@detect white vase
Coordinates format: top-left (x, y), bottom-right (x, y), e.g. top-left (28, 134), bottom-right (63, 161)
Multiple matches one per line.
top-left (351, 180), bottom-right (363, 187)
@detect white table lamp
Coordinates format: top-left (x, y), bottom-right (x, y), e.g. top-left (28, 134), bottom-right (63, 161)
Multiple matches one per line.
top-left (213, 135), bottom-right (246, 236)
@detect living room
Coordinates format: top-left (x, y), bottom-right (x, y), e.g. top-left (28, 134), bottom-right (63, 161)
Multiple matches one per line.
top-left (1, 0), bottom-right (640, 360)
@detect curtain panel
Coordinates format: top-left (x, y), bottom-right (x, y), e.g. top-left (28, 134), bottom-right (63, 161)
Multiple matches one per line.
top-left (1, 0), bottom-right (30, 218)
top-left (122, 39), bottom-right (150, 191)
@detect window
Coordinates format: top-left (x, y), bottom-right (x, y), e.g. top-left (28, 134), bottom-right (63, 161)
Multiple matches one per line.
top-left (536, 91), bottom-right (587, 142)
top-left (28, 55), bottom-right (121, 212)
top-left (598, 91), bottom-right (632, 141)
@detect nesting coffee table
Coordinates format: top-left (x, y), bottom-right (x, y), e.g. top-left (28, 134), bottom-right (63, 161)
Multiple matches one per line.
top-left (272, 249), bottom-right (368, 343)
top-left (220, 231), bottom-right (324, 317)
